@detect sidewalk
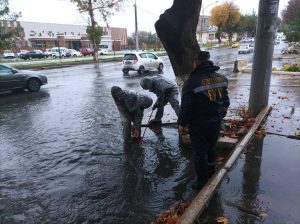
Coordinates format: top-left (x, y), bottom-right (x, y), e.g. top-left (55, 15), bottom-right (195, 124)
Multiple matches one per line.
top-left (197, 72), bottom-right (300, 223)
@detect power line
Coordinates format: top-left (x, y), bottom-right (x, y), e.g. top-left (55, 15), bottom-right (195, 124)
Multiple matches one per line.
top-left (137, 6), bottom-right (160, 17)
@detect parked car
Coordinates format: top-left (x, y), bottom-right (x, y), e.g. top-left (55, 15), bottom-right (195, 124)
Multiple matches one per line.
top-left (43, 48), bottom-right (52, 57)
top-left (239, 38), bottom-right (255, 44)
top-left (0, 64), bottom-right (47, 92)
top-left (80, 48), bottom-right (93, 56)
top-left (69, 49), bottom-right (82, 57)
top-left (20, 50), bottom-right (46, 60)
top-left (3, 50), bottom-right (15, 59)
top-left (238, 44), bottom-right (254, 54)
top-left (98, 48), bottom-right (108, 55)
top-left (51, 47), bottom-right (70, 58)
top-left (231, 42), bottom-right (240, 48)
top-left (17, 50), bottom-right (29, 58)
top-left (122, 52), bottom-right (164, 74)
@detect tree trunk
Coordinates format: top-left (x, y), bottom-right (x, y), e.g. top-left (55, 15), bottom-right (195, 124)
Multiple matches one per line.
top-left (228, 32), bottom-right (233, 44)
top-left (216, 28), bottom-right (222, 46)
top-left (88, 0), bottom-right (99, 63)
top-left (155, 0), bottom-right (202, 93)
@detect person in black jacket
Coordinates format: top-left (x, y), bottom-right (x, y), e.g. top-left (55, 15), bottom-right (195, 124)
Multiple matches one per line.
top-left (178, 51), bottom-right (230, 190)
top-left (111, 86), bottom-right (153, 141)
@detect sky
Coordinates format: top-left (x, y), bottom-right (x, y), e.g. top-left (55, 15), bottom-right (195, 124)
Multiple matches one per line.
top-left (9, 0), bottom-right (289, 35)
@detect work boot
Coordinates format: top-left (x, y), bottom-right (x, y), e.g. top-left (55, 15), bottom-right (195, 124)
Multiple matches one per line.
top-left (149, 119), bottom-right (162, 126)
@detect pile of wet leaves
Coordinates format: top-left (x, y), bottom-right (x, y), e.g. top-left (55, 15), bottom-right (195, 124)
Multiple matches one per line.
top-left (151, 201), bottom-right (190, 224)
top-left (222, 107), bottom-right (268, 139)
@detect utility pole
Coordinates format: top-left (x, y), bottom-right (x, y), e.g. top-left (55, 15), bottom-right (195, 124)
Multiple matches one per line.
top-left (134, 0), bottom-right (139, 51)
top-left (248, 0), bottom-right (280, 116)
top-left (199, 1), bottom-right (218, 45)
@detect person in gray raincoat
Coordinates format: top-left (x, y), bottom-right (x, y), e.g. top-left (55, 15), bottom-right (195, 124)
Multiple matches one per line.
top-left (140, 76), bottom-right (180, 125)
top-left (111, 86), bottom-right (153, 141)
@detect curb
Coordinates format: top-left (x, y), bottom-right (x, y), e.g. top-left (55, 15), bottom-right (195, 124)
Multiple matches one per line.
top-left (241, 64), bottom-right (300, 75)
top-left (176, 106), bottom-right (272, 224)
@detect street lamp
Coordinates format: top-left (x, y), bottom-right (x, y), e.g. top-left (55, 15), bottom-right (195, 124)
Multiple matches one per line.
top-left (199, 1), bottom-right (219, 44)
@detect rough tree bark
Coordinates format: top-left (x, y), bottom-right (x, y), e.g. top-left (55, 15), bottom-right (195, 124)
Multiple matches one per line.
top-left (155, 0), bottom-right (202, 93)
top-left (87, 0), bottom-right (99, 63)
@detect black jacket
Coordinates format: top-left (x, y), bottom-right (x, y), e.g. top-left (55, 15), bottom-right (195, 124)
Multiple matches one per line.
top-left (178, 61), bottom-right (230, 126)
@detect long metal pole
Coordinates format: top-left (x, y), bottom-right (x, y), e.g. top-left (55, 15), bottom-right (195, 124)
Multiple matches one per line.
top-left (200, 9), bottom-right (203, 44)
top-left (142, 110), bottom-right (154, 139)
top-left (134, 0), bottom-right (139, 51)
top-left (248, 0), bottom-right (280, 116)
top-left (199, 1), bottom-right (218, 45)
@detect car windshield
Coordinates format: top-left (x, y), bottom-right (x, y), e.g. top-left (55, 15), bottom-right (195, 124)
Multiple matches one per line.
top-left (240, 45), bottom-right (248, 49)
top-left (124, 54), bottom-right (137, 60)
top-left (4, 50), bottom-right (13, 53)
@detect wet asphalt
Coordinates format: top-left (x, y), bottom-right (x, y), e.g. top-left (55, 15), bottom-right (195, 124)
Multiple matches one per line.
top-left (1, 45), bottom-right (298, 224)
top-left (198, 68), bottom-right (300, 223)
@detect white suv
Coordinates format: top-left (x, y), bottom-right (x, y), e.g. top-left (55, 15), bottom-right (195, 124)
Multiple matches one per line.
top-left (238, 44), bottom-right (254, 54)
top-left (122, 52), bottom-right (164, 74)
top-left (51, 47), bottom-right (69, 58)
top-left (3, 50), bottom-right (15, 59)
top-left (98, 48), bottom-right (108, 55)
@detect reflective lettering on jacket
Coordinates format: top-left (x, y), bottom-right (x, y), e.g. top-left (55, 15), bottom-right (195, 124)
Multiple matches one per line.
top-left (193, 78), bottom-right (227, 102)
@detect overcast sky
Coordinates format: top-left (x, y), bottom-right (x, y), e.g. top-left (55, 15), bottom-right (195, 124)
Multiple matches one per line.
top-left (9, 0), bottom-right (289, 34)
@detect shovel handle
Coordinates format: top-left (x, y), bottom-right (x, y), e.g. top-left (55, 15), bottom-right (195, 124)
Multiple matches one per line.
top-left (142, 110), bottom-right (154, 139)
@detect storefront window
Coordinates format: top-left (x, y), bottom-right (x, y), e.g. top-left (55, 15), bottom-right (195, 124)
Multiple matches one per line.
top-left (32, 41), bottom-right (46, 48)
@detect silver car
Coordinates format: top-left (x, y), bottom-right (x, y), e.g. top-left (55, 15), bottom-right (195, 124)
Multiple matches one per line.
top-left (0, 64), bottom-right (47, 92)
top-left (122, 52), bottom-right (164, 75)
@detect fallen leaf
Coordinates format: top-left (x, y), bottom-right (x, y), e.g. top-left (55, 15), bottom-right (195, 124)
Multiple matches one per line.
top-left (217, 156), bottom-right (225, 162)
top-left (216, 216), bottom-right (229, 224)
top-left (259, 211), bottom-right (268, 219)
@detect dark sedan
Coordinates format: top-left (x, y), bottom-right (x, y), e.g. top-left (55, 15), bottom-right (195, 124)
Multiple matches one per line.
top-left (0, 64), bottom-right (47, 92)
top-left (20, 50), bottom-right (46, 60)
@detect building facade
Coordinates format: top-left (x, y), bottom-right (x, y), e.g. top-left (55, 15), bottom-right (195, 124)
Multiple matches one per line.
top-left (0, 20), bottom-right (128, 51)
top-left (196, 15), bottom-right (237, 44)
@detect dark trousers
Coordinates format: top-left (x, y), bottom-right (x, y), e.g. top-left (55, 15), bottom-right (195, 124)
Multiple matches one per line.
top-left (189, 122), bottom-right (221, 185)
top-left (155, 90), bottom-right (180, 120)
top-left (118, 107), bottom-right (143, 141)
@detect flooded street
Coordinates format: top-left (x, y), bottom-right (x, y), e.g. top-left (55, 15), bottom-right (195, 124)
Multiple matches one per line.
top-left (1, 45), bottom-right (297, 224)
top-left (0, 58), bottom-right (194, 223)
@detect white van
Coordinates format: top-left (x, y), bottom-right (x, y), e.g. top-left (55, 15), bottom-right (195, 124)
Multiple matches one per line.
top-left (238, 44), bottom-right (254, 54)
top-left (51, 47), bottom-right (70, 58)
top-left (98, 44), bottom-right (109, 55)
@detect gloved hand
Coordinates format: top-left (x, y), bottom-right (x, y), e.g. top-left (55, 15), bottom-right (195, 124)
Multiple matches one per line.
top-left (178, 125), bottom-right (188, 135)
top-left (131, 127), bottom-right (140, 139)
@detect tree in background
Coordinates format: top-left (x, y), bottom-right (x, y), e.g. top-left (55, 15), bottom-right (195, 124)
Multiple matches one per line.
top-left (71, 0), bottom-right (123, 62)
top-left (86, 25), bottom-right (103, 54)
top-left (235, 12), bottom-right (257, 39)
top-left (281, 0), bottom-right (300, 42)
top-left (211, 2), bottom-right (240, 44)
top-left (128, 31), bottom-right (160, 50)
top-left (0, 0), bottom-right (21, 49)
top-left (210, 4), bottom-right (227, 44)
